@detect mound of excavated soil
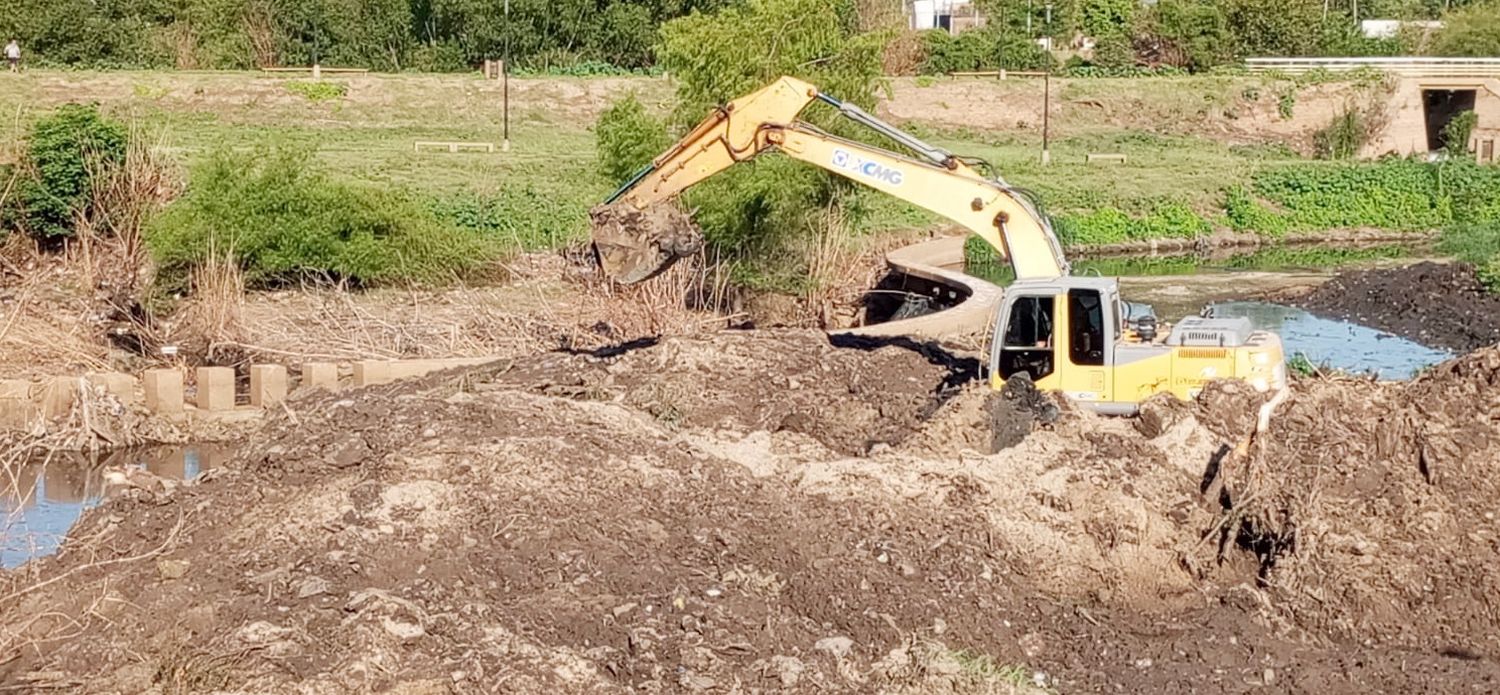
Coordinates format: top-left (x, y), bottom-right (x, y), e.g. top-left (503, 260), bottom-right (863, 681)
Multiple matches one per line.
top-left (478, 331), bottom-right (981, 456)
top-left (1293, 261), bottom-right (1500, 352)
top-left (1194, 347), bottom-right (1500, 658)
top-left (5, 333), bottom-right (1500, 693)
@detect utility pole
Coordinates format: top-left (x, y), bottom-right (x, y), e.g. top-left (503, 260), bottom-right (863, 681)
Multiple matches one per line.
top-left (502, 0), bottom-right (512, 153)
top-left (1042, 72), bottom-right (1051, 166)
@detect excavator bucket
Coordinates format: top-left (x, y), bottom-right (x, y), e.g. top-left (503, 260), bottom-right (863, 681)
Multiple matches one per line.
top-left (589, 202), bottom-right (704, 284)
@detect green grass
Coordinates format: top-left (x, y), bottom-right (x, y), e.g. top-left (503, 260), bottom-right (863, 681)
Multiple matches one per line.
top-left (965, 236), bottom-right (1417, 285)
top-left (0, 71), bottom-right (673, 250)
top-left (1439, 222), bottom-right (1500, 291)
top-left (947, 649), bottom-right (1047, 692)
top-left (855, 128), bottom-right (1298, 235)
top-left (0, 70), bottom-right (1473, 268)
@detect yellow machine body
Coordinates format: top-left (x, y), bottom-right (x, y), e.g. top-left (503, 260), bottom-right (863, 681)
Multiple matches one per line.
top-left (594, 75), bottom-right (1289, 410)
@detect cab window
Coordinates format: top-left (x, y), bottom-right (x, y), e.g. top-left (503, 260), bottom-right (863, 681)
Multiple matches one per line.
top-left (1000, 295), bottom-right (1055, 380)
top-left (1069, 289), bottom-right (1105, 366)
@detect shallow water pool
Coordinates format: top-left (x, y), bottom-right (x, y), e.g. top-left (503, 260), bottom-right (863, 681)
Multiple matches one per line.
top-left (1, 445), bottom-right (231, 569)
top-left (1207, 301), bottom-right (1453, 380)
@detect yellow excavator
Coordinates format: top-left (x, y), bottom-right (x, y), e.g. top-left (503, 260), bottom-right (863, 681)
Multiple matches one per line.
top-left (591, 76), bottom-right (1287, 414)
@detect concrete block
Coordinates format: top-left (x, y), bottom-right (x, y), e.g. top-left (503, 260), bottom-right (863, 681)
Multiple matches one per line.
top-left (38, 377), bottom-right (80, 419)
top-left (353, 361), bottom-right (390, 387)
top-left (249, 364), bottom-right (289, 407)
top-left (195, 367), bottom-right (236, 411)
top-left (0, 379), bottom-right (37, 429)
top-left (301, 362), bottom-right (339, 391)
top-left (86, 372), bottom-right (140, 405)
top-left (144, 369), bottom-right (185, 414)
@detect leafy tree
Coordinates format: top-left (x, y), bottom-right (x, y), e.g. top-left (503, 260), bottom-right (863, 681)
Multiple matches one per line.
top-left (1134, 0), bottom-right (1232, 70)
top-left (1430, 2), bottom-right (1500, 56)
top-left (1221, 0), bottom-right (1326, 57)
top-left (656, 0), bottom-right (884, 121)
top-left (651, 0), bottom-right (887, 284)
top-left (590, 3), bottom-right (657, 68)
top-left (1081, 0), bottom-right (1134, 36)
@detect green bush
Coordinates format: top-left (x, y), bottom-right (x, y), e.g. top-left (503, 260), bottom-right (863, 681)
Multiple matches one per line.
top-left (1090, 32), bottom-right (1137, 70)
top-left (1248, 159), bottom-right (1500, 233)
top-left (595, 94), bottom-right (671, 185)
top-left (1312, 109), bottom-right (1367, 160)
top-left (1443, 110), bottom-right (1478, 158)
top-left (7, 104), bottom-right (127, 239)
top-left (147, 148), bottom-right (499, 288)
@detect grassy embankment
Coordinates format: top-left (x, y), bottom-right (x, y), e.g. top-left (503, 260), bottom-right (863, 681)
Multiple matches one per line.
top-left (4, 70), bottom-right (1498, 289)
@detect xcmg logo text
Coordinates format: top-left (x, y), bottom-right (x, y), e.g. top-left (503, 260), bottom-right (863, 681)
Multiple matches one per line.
top-left (831, 149), bottom-right (904, 186)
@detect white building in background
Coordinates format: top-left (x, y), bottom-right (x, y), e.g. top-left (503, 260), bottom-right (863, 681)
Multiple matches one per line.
top-left (911, 0), bottom-right (986, 33)
top-left (1360, 19), bottom-right (1443, 39)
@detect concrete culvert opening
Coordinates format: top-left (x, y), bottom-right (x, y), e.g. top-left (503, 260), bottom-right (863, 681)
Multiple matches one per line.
top-left (1422, 88), bottom-right (1477, 152)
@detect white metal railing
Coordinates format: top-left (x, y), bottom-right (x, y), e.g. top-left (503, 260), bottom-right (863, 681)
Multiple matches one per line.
top-left (1247, 57), bottom-right (1500, 77)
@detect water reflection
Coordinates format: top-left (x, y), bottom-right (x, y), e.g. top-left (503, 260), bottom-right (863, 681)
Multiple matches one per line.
top-left (1, 445), bottom-right (230, 568)
top-left (1209, 301), bottom-right (1453, 380)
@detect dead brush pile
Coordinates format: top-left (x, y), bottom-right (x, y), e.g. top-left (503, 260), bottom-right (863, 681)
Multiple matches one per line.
top-left (1204, 349), bottom-right (1500, 652)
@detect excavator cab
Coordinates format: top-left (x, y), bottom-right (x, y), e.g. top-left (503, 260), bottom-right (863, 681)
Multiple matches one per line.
top-left (991, 278), bottom-right (1288, 414)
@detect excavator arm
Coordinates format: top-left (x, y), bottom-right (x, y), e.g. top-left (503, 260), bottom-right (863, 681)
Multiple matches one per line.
top-left (591, 75), bottom-right (1069, 283)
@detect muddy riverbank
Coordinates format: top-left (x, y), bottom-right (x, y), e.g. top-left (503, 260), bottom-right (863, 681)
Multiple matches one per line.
top-left (1288, 261), bottom-right (1500, 353)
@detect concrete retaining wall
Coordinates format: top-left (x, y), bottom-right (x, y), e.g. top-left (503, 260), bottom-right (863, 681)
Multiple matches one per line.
top-left (1367, 76), bottom-right (1500, 158)
top-left (835, 234), bottom-right (1002, 340)
top-left (0, 356), bottom-right (497, 431)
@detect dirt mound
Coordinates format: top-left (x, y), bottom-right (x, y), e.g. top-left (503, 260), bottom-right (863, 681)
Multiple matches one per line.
top-left (5, 333), bottom-right (1500, 692)
top-left (478, 331), bottom-right (979, 456)
top-left (1293, 261), bottom-right (1500, 352)
top-left (1201, 348), bottom-right (1500, 656)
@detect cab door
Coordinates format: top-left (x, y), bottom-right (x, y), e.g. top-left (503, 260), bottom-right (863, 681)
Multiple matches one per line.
top-left (992, 293), bottom-right (1060, 391)
top-left (1057, 287), bottom-right (1112, 403)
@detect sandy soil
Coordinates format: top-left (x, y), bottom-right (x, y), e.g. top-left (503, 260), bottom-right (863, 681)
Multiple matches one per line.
top-left (3, 329), bottom-right (1498, 693)
top-left (879, 77), bottom-right (1380, 150)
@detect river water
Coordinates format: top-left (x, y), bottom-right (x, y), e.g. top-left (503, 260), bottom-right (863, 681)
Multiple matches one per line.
top-left (1, 445), bottom-right (231, 569)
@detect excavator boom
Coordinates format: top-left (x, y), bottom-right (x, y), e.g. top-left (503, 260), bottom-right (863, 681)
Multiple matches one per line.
top-left (592, 76), bottom-right (1069, 283)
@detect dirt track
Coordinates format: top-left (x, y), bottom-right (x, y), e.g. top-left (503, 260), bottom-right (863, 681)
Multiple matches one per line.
top-left (4, 331), bottom-right (1500, 693)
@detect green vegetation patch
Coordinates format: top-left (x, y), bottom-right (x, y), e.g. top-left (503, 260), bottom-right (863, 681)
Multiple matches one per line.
top-left (5, 103), bottom-right (127, 239)
top-left (1440, 222), bottom-right (1500, 292)
top-left (1248, 160), bottom-right (1500, 233)
top-left (147, 147), bottom-right (501, 289)
top-left (285, 81), bottom-right (348, 102)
